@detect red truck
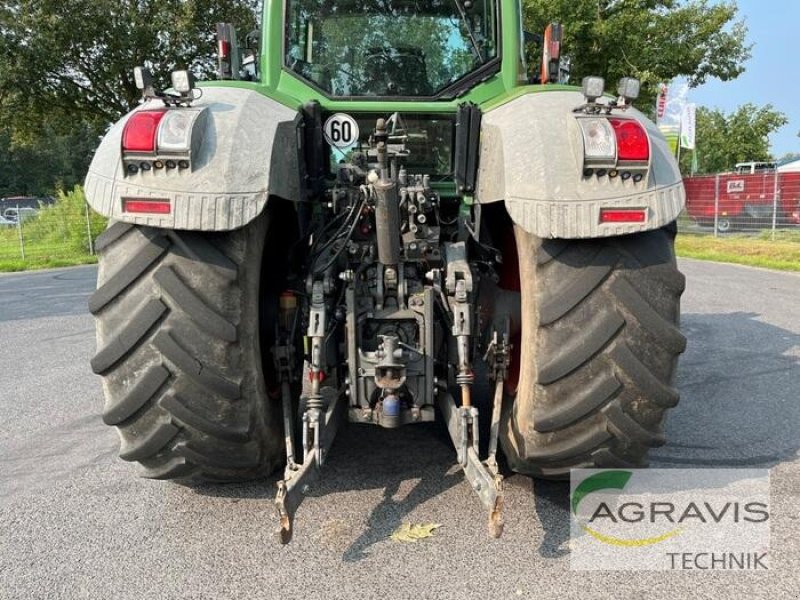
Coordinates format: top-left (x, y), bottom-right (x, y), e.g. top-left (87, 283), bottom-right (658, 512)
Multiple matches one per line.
top-left (684, 163), bottom-right (800, 232)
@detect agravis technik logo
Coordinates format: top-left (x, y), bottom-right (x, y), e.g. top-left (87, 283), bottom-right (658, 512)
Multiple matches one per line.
top-left (570, 469), bottom-right (771, 571)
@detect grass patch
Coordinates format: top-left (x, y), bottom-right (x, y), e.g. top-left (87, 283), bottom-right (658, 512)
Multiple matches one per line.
top-left (0, 186), bottom-right (106, 272)
top-left (676, 232), bottom-right (800, 272)
top-left (0, 255), bottom-right (98, 273)
top-left (756, 229), bottom-right (800, 243)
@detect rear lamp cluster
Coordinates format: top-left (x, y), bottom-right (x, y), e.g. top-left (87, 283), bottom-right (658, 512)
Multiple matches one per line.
top-left (577, 116), bottom-right (650, 181)
top-left (121, 108), bottom-right (205, 175)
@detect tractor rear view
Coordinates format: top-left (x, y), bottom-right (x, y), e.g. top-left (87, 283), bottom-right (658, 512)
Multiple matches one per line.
top-left (84, 0), bottom-right (686, 541)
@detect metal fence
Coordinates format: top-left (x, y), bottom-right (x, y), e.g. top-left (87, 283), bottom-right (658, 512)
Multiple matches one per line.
top-left (679, 171), bottom-right (800, 237)
top-left (0, 197), bottom-right (105, 266)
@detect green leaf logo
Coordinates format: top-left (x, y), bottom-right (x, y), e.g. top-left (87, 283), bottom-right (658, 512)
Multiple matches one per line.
top-left (572, 470), bottom-right (633, 515)
top-left (572, 470), bottom-right (682, 547)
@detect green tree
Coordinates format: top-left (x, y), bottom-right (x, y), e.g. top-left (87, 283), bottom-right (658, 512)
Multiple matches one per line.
top-left (523, 0), bottom-right (751, 107)
top-left (679, 104), bottom-right (788, 175)
top-left (0, 1), bottom-right (259, 126)
top-left (0, 121), bottom-right (101, 198)
top-left (0, 1), bottom-right (259, 196)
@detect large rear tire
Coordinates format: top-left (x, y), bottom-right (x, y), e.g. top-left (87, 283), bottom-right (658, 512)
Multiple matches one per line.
top-left (500, 223), bottom-right (686, 477)
top-left (89, 213), bottom-right (283, 481)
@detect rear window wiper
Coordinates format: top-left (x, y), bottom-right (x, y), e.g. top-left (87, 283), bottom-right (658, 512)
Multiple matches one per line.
top-left (452, 0), bottom-right (484, 63)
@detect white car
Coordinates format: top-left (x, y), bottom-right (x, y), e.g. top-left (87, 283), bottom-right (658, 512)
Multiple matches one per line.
top-left (3, 207), bottom-right (37, 223)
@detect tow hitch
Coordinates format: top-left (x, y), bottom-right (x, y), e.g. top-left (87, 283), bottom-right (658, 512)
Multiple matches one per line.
top-left (274, 327), bottom-right (511, 543)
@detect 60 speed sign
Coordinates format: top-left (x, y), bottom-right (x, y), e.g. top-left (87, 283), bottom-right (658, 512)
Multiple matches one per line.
top-left (323, 113), bottom-right (360, 149)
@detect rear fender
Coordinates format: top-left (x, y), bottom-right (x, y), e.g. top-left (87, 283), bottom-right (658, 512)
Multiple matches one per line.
top-left (84, 87), bottom-right (302, 231)
top-left (476, 90), bottom-right (685, 239)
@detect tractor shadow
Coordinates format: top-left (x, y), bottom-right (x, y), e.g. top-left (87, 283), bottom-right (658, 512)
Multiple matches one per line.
top-left (315, 422), bottom-right (463, 562)
top-left (528, 311), bottom-right (800, 559)
top-left (654, 312), bottom-right (800, 468)
top-left (187, 420), bottom-right (462, 561)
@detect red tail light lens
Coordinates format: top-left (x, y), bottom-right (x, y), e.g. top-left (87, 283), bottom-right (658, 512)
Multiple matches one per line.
top-left (123, 198), bottom-right (172, 214)
top-left (600, 208), bottom-right (647, 224)
top-left (218, 40), bottom-right (231, 60)
top-left (122, 111), bottom-right (166, 153)
top-left (609, 118), bottom-right (650, 162)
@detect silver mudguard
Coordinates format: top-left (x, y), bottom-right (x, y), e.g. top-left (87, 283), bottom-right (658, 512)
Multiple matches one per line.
top-left (84, 87), bottom-right (301, 231)
top-left (476, 90), bottom-right (685, 239)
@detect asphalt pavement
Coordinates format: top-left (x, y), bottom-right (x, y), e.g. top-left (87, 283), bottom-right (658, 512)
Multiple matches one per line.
top-left (0, 260), bottom-right (798, 599)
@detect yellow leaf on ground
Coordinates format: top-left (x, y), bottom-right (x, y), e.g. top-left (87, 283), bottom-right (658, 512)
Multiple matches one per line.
top-left (389, 522), bottom-right (442, 543)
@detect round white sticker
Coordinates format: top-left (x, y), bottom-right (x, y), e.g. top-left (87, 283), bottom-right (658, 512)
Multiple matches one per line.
top-left (323, 113), bottom-right (360, 149)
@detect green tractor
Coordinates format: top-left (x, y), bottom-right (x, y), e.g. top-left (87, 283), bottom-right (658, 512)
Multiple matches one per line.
top-left (85, 0), bottom-right (686, 542)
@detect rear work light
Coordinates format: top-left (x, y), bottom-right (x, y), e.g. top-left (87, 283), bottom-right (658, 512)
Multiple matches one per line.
top-left (123, 198), bottom-right (172, 214)
top-left (600, 208), bottom-right (647, 224)
top-left (609, 118), bottom-right (650, 162)
top-left (157, 109), bottom-right (204, 153)
top-left (578, 118), bottom-right (617, 165)
top-left (122, 110), bottom-right (166, 153)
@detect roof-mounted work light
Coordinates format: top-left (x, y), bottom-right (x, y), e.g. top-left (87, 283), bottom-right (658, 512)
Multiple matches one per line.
top-left (617, 78), bottom-right (641, 105)
top-left (582, 76), bottom-right (605, 104)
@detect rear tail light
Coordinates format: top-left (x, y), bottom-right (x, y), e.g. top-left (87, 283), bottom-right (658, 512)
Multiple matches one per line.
top-left (218, 40), bottom-right (231, 61)
top-left (123, 198), bottom-right (172, 214)
top-left (122, 111), bottom-right (166, 153)
top-left (600, 208), bottom-right (647, 224)
top-left (216, 23), bottom-right (239, 80)
top-left (609, 118), bottom-right (650, 162)
top-left (541, 23), bottom-right (563, 84)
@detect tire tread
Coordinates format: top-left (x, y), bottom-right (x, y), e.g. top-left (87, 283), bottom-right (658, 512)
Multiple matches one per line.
top-left (91, 218), bottom-right (281, 481)
top-left (501, 226), bottom-right (685, 477)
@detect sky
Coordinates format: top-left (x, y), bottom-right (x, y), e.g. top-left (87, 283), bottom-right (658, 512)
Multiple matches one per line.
top-left (687, 0), bottom-right (800, 159)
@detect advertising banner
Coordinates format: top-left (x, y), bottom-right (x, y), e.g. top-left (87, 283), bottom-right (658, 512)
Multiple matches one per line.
top-left (681, 103), bottom-right (697, 150)
top-left (656, 82), bottom-right (689, 157)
